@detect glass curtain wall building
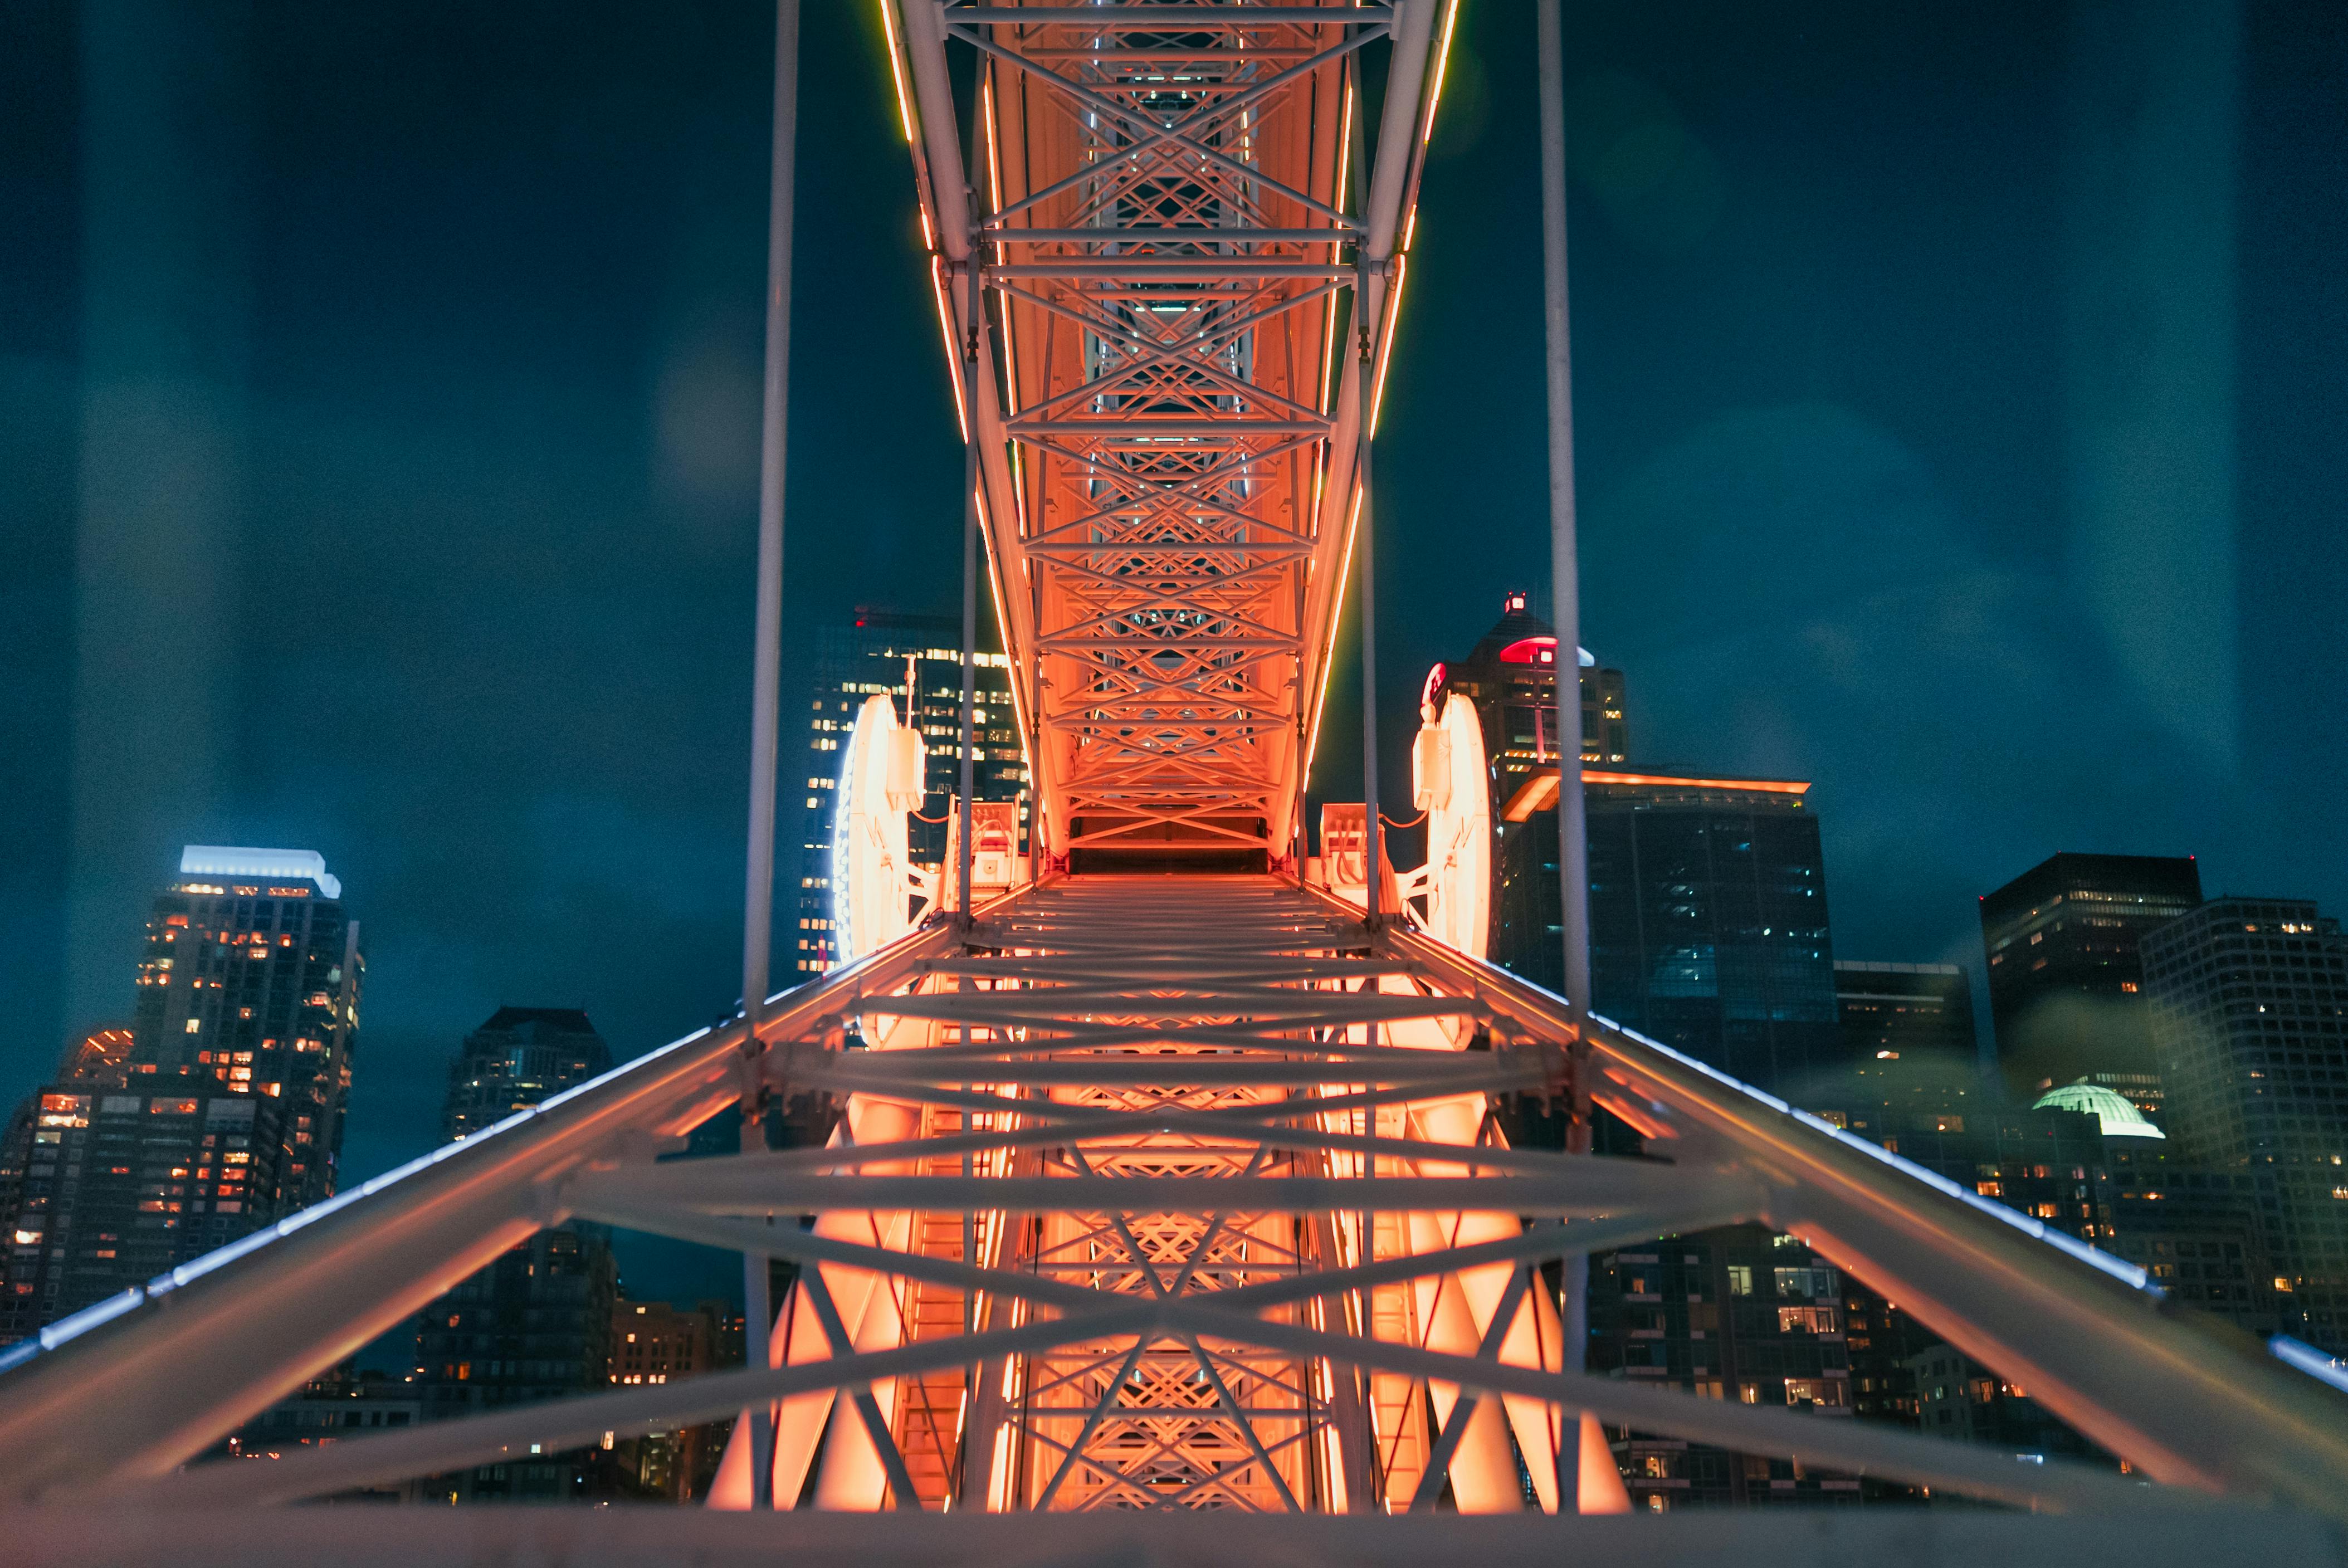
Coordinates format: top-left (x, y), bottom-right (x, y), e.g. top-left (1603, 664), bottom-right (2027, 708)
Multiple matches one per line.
top-left (793, 608), bottom-right (1027, 978)
top-left (1979, 852), bottom-right (2202, 1115)
top-left (127, 847), bottom-right (362, 1210)
top-left (441, 1007), bottom-right (613, 1144)
top-left (2143, 897), bottom-right (2348, 1350)
top-left (1834, 961), bottom-right (1983, 1113)
top-left (1496, 774), bottom-right (1840, 1094)
top-left (1, 847), bottom-right (354, 1342)
top-left (411, 1006), bottom-right (622, 1499)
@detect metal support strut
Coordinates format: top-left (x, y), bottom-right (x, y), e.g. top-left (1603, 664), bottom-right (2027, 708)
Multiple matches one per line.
top-left (738, 0), bottom-right (801, 1510)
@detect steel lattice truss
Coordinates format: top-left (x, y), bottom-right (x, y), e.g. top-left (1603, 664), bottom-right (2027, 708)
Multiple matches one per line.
top-left (892, 1), bottom-right (1438, 868)
top-left (11, 877), bottom-right (2347, 1527)
top-left (7, 4), bottom-right (2348, 1557)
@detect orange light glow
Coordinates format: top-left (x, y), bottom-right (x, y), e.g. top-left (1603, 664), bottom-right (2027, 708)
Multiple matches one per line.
top-left (1319, 82), bottom-right (1355, 420)
top-left (1302, 483), bottom-right (1368, 787)
top-left (931, 257), bottom-right (970, 440)
top-left (1502, 770), bottom-right (1813, 821)
top-left (970, 489), bottom-right (1041, 803)
top-left (877, 0), bottom-right (915, 144)
top-left (1368, 253), bottom-right (1405, 437)
top-left (1585, 769), bottom-right (1812, 794)
top-left (1423, 0), bottom-right (1462, 145)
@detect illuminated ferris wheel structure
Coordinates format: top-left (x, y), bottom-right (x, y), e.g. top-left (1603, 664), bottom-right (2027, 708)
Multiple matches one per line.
top-left (4, 4), bottom-right (2346, 1562)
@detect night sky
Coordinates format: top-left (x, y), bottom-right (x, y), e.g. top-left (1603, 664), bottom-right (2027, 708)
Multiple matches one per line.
top-left (3, 2), bottom-right (2342, 1301)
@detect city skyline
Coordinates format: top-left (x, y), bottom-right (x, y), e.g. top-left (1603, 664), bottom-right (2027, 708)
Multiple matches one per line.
top-left (3, 1), bottom-right (2341, 1531)
top-left (16, 595), bottom-right (2346, 1199)
top-left (10, 5), bottom-right (2341, 1206)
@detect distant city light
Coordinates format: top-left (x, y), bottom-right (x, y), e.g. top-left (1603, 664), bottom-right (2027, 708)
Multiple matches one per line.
top-left (179, 846), bottom-right (340, 898)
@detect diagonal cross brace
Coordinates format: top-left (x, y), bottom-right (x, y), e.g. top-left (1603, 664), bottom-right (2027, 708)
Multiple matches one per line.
top-left (1407, 1245), bottom-right (1540, 1512)
top-left (799, 1265), bottom-right (925, 1511)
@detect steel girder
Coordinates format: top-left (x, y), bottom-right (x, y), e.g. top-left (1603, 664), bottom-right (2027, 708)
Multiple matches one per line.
top-left (0, 924), bottom-right (971, 1498)
top-left (887, 1), bottom-right (1444, 869)
top-left (18, 875), bottom-right (2348, 1525)
top-left (4, 3), bottom-right (2346, 1544)
top-left (17, 1502), bottom-right (2348, 1568)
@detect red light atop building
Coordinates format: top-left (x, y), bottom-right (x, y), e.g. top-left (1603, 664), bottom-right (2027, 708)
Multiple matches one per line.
top-left (1496, 636), bottom-right (1558, 665)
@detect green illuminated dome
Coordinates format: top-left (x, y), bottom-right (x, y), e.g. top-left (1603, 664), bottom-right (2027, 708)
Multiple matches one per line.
top-left (2031, 1082), bottom-right (2167, 1139)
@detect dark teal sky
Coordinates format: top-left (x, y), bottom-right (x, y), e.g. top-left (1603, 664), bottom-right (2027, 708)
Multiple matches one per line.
top-left (2, 2), bottom-right (2342, 1300)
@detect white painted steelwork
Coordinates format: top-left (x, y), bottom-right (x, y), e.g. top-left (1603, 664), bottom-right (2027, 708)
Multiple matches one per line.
top-left (18, 1501), bottom-right (2348, 1568)
top-left (4, 3), bottom-right (2347, 1554)
top-left (11, 877), bottom-right (2348, 1522)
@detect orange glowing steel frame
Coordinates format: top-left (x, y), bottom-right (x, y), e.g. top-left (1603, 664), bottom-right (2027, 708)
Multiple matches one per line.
top-left (9, 7), bottom-right (2348, 1546)
top-left (897, 0), bottom-right (1448, 868)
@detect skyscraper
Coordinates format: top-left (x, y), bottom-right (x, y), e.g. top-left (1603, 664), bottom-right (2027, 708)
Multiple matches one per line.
top-left (1834, 961), bottom-right (1982, 1115)
top-left (1814, 1095), bottom-right (2126, 1468)
top-left (1428, 590), bottom-right (1631, 821)
top-left (1497, 771), bottom-right (1839, 1095)
top-left (2, 1029), bottom-right (129, 1340)
top-left (1978, 852), bottom-right (2201, 1115)
top-left (2099, 1141), bottom-right (2277, 1340)
top-left (1836, 961), bottom-right (1976, 1062)
top-left (1906, 1344), bottom-right (2109, 1464)
top-left (794, 608), bottom-right (1028, 978)
top-left (213, 1363), bottom-right (425, 1498)
top-left (130, 846), bottom-right (363, 1208)
top-left (0, 1076), bottom-right (295, 1339)
top-left (0, 846), bottom-right (354, 1344)
top-left (442, 1007), bottom-right (613, 1142)
top-left (411, 1008), bottom-right (621, 1499)
top-left (2142, 896), bottom-right (2348, 1350)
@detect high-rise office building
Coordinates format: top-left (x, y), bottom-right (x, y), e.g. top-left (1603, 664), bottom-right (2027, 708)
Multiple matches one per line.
top-left (130, 846), bottom-right (363, 1209)
top-left (1819, 1078), bottom-right (2274, 1438)
top-left (1497, 772), bottom-right (1839, 1095)
top-left (1979, 852), bottom-right (2201, 1115)
top-left (1834, 961), bottom-right (1983, 1118)
top-left (0, 1082), bottom-right (294, 1339)
top-left (1510, 764), bottom-right (1846, 1506)
top-left (213, 1363), bottom-right (427, 1501)
top-left (2142, 897), bottom-right (2348, 1350)
top-left (1835, 961), bottom-right (1976, 1063)
top-left (1812, 1091), bottom-right (2128, 1456)
top-left (1837, 1102), bottom-right (2119, 1247)
top-left (3, 1029), bottom-right (139, 1339)
top-left (1, 844), bottom-right (354, 1345)
top-left (442, 1007), bottom-right (613, 1142)
top-left (1429, 590), bottom-right (1630, 822)
top-left (411, 1227), bottom-right (618, 1501)
top-left (1906, 1344), bottom-right (2108, 1464)
top-left (794, 608), bottom-right (1028, 978)
top-left (1879, 1096), bottom-right (2258, 1448)
top-left (2020, 1081), bottom-right (2278, 1343)
top-left (0, 1029), bottom-right (134, 1262)
top-left (2100, 1141), bottom-right (2278, 1338)
top-left (412, 1007), bottom-right (621, 1499)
